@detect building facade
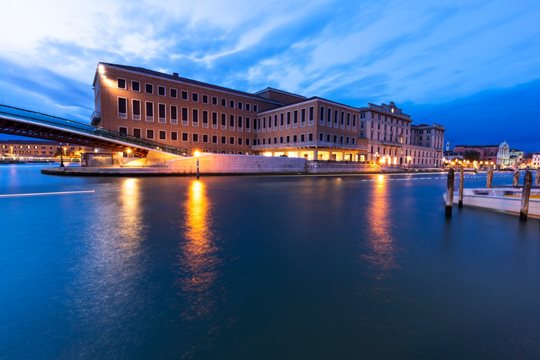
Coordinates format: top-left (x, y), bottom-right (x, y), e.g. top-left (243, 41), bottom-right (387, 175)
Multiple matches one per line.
top-left (0, 140), bottom-right (92, 158)
top-left (532, 153), bottom-right (540, 168)
top-left (93, 63), bottom-right (443, 166)
top-left (453, 144), bottom-right (499, 163)
top-left (359, 102), bottom-right (444, 167)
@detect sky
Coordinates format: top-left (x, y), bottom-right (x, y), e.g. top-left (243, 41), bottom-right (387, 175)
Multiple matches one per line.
top-left (0, 0), bottom-right (539, 151)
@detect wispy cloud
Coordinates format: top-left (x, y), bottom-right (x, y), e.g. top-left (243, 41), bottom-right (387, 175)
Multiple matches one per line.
top-left (0, 0), bottom-right (539, 149)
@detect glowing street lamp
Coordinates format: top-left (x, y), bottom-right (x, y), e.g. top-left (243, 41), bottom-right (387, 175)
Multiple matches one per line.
top-left (194, 150), bottom-right (201, 179)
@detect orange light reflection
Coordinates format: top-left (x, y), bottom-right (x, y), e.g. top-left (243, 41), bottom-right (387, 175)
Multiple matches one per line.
top-left (363, 175), bottom-right (398, 278)
top-left (181, 180), bottom-right (219, 319)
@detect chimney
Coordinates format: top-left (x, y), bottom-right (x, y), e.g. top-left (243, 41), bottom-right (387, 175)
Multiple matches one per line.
top-left (172, 72), bottom-right (179, 77)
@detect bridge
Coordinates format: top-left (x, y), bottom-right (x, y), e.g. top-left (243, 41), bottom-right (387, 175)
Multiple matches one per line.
top-left (0, 104), bottom-right (187, 158)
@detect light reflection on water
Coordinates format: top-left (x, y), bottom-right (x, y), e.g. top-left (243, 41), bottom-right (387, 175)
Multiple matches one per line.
top-left (363, 174), bottom-right (399, 278)
top-left (180, 180), bottom-right (220, 320)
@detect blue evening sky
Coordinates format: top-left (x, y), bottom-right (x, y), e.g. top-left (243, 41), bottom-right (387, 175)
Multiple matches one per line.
top-left (0, 0), bottom-right (539, 151)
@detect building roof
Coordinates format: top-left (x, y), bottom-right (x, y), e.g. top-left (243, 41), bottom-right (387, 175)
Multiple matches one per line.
top-left (454, 144), bottom-right (500, 148)
top-left (96, 62), bottom-right (284, 106)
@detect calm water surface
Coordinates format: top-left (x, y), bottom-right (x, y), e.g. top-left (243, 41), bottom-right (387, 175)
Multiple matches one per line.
top-left (0, 165), bottom-right (539, 359)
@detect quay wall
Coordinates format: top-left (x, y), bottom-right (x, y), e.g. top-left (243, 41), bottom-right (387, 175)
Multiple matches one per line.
top-left (168, 154), bottom-right (307, 174)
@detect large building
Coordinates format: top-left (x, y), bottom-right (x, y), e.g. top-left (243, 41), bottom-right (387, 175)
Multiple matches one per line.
top-left (92, 63), bottom-right (443, 166)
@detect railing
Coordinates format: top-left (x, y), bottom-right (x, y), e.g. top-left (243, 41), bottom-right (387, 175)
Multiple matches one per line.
top-left (0, 104), bottom-right (187, 156)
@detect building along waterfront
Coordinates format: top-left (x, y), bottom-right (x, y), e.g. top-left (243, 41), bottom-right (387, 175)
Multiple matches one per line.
top-left (91, 63), bottom-right (443, 168)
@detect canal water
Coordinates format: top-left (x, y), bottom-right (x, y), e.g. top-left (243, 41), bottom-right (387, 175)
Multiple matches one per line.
top-left (0, 165), bottom-right (539, 359)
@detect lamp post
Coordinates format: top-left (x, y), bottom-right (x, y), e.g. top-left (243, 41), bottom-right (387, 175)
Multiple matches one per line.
top-left (194, 150), bottom-right (201, 179)
top-left (59, 143), bottom-right (65, 167)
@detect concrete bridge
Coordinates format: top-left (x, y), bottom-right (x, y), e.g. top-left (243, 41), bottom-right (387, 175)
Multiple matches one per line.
top-left (0, 104), bottom-right (186, 158)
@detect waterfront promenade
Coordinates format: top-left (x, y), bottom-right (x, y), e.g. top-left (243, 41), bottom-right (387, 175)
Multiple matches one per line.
top-left (1, 165), bottom-right (539, 359)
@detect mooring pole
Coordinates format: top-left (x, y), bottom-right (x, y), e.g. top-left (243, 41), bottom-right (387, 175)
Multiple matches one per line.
top-left (535, 169), bottom-right (540, 187)
top-left (458, 166), bottom-right (464, 208)
top-left (486, 166), bottom-right (494, 188)
top-left (196, 158), bottom-right (200, 180)
top-left (513, 170), bottom-right (520, 187)
top-left (446, 168), bottom-right (455, 218)
top-left (520, 170), bottom-right (533, 222)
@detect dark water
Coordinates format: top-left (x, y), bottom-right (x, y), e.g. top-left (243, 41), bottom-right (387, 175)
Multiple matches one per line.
top-left (0, 165), bottom-right (539, 359)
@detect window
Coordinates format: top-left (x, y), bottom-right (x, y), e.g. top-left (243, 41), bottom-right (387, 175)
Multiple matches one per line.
top-left (181, 107), bottom-right (188, 123)
top-left (246, 138), bottom-right (250, 145)
top-left (182, 132), bottom-right (188, 141)
top-left (238, 101), bottom-right (243, 110)
top-left (221, 98), bottom-right (226, 107)
top-left (145, 102), bottom-right (154, 121)
top-left (145, 83), bottom-right (153, 94)
top-left (246, 103), bottom-right (250, 111)
top-left (118, 98), bottom-right (127, 118)
top-left (192, 109), bottom-right (199, 126)
top-left (229, 137), bottom-right (235, 145)
top-left (171, 131), bottom-right (178, 141)
top-left (133, 128), bottom-right (141, 138)
top-left (181, 91), bottom-right (188, 100)
top-left (158, 86), bottom-right (166, 96)
top-left (253, 105), bottom-right (258, 112)
top-left (132, 81), bottom-right (140, 92)
top-left (203, 134), bottom-right (209, 143)
top-left (146, 129), bottom-right (154, 139)
top-left (246, 117), bottom-right (250, 129)
top-left (309, 106), bottom-right (314, 121)
top-left (301, 109), bottom-right (305, 123)
top-left (212, 112), bottom-right (218, 127)
top-left (202, 111), bottom-right (208, 126)
top-left (294, 111), bottom-right (298, 124)
top-left (287, 112), bottom-right (291, 125)
top-left (212, 135), bottom-right (217, 144)
top-left (193, 133), bottom-right (199, 142)
top-left (192, 93), bottom-right (198, 102)
top-left (132, 100), bottom-right (141, 120)
top-left (212, 96), bottom-right (218, 105)
top-left (221, 136), bottom-right (226, 144)
top-left (221, 113), bottom-right (226, 127)
top-left (119, 126), bottom-right (127, 136)
top-left (170, 105), bottom-right (178, 124)
top-left (170, 88), bottom-right (177, 98)
top-left (334, 110), bottom-right (338, 124)
top-left (202, 95), bottom-right (208, 104)
top-left (229, 100), bottom-right (235, 108)
top-left (293, 135), bottom-right (297, 142)
top-left (238, 138), bottom-right (243, 145)
top-left (158, 103), bottom-right (166, 123)
top-left (319, 133), bottom-right (323, 141)
top-left (300, 134), bottom-right (305, 142)
top-left (238, 116), bottom-right (242, 128)
top-left (230, 115), bottom-right (235, 127)
top-left (117, 78), bottom-right (126, 89)
top-left (309, 133), bottom-right (313, 141)
top-left (159, 130), bottom-right (166, 140)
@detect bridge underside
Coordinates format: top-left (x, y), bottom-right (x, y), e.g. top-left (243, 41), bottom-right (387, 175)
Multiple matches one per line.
top-left (0, 117), bottom-right (149, 157)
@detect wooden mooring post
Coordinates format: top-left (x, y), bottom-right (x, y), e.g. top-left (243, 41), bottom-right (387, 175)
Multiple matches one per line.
top-left (446, 168), bottom-right (455, 217)
top-left (486, 166), bottom-right (494, 188)
top-left (536, 169), bottom-right (540, 187)
top-left (513, 170), bottom-right (520, 187)
top-left (520, 170), bottom-right (533, 222)
top-left (458, 166), bottom-right (464, 208)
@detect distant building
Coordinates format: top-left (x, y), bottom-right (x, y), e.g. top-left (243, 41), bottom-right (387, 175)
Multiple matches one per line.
top-left (92, 63), bottom-right (444, 167)
top-left (0, 140), bottom-right (93, 158)
top-left (496, 141), bottom-right (511, 167)
top-left (532, 153), bottom-right (540, 168)
top-left (453, 144), bottom-right (499, 162)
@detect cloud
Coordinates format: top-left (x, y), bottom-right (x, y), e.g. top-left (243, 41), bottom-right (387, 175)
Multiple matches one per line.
top-left (0, 0), bottom-right (539, 151)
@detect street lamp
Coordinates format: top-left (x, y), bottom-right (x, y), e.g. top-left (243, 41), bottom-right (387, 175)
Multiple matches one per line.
top-left (59, 143), bottom-right (65, 167)
top-left (194, 150), bottom-right (201, 179)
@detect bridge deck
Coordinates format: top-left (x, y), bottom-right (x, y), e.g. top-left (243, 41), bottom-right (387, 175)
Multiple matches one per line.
top-left (0, 105), bottom-right (186, 157)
